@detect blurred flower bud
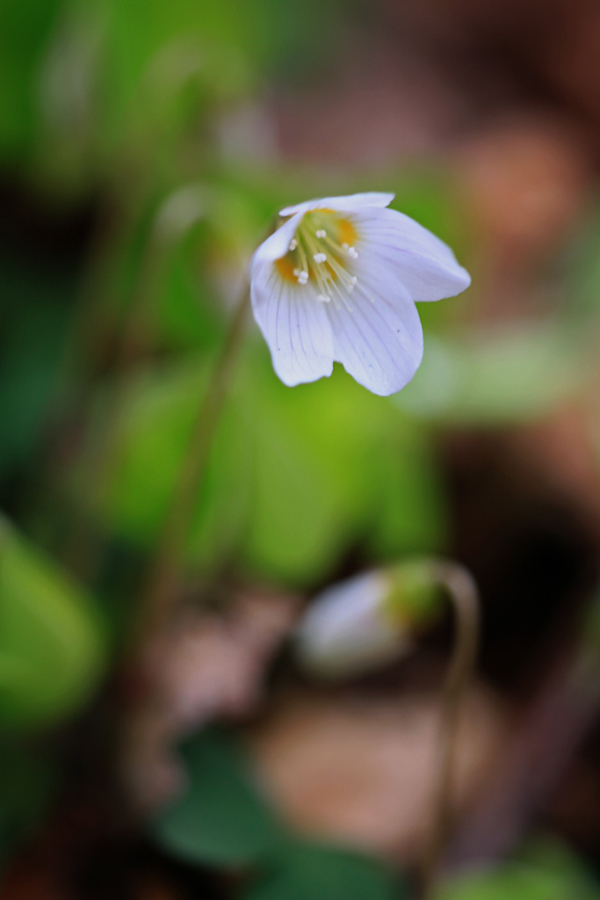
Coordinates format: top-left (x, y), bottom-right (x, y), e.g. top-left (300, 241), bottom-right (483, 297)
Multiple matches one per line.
top-left (294, 561), bottom-right (443, 679)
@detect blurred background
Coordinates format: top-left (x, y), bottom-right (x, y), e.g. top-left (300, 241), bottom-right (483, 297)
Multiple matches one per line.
top-left (4, 0), bottom-right (600, 897)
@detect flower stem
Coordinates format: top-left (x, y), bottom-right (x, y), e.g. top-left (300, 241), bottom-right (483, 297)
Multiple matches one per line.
top-left (133, 288), bottom-right (250, 649)
top-left (419, 561), bottom-right (480, 899)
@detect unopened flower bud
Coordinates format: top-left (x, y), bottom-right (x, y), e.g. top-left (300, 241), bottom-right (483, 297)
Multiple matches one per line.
top-left (294, 561), bottom-right (443, 679)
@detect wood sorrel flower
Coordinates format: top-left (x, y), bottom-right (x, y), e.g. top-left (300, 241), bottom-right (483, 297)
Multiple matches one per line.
top-left (250, 192), bottom-right (471, 396)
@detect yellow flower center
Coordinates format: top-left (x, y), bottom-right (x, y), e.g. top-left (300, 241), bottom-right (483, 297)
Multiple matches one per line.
top-left (275, 209), bottom-right (359, 303)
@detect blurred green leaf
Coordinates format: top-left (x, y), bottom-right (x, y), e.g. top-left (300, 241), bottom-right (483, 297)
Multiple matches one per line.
top-left (436, 839), bottom-right (600, 900)
top-left (88, 357), bottom-right (249, 570)
top-left (569, 202), bottom-right (600, 318)
top-left (242, 352), bottom-right (446, 584)
top-left (397, 323), bottom-right (585, 425)
top-left (92, 344), bottom-right (446, 587)
top-left (245, 354), bottom-right (444, 584)
top-left (153, 725), bottom-right (281, 866)
top-left (367, 418), bottom-right (447, 560)
top-left (241, 842), bottom-right (404, 900)
top-left (0, 741), bottom-right (55, 869)
top-left (0, 517), bottom-right (107, 730)
top-left (0, 256), bottom-right (73, 478)
top-left (0, 0), bottom-right (62, 161)
top-left (96, 0), bottom-right (263, 162)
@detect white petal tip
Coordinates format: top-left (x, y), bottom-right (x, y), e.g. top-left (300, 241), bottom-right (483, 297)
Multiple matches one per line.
top-left (280, 191), bottom-right (396, 217)
top-left (273, 361), bottom-right (334, 388)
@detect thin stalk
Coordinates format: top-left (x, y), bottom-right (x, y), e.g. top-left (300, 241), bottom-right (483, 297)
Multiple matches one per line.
top-left (133, 287), bottom-right (250, 648)
top-left (419, 561), bottom-right (480, 899)
top-left (60, 230), bottom-right (175, 580)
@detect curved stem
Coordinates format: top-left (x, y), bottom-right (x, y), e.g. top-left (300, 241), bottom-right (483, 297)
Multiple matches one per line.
top-left (420, 561), bottom-right (480, 899)
top-left (133, 288), bottom-right (250, 649)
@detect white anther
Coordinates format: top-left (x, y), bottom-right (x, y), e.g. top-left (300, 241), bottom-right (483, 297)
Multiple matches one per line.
top-left (317, 293), bottom-right (331, 303)
top-left (293, 268), bottom-right (301, 276)
top-left (313, 252), bottom-right (327, 264)
top-left (289, 238), bottom-right (297, 250)
top-left (347, 247), bottom-right (358, 259)
top-left (351, 276), bottom-right (357, 284)
top-left (342, 243), bottom-right (349, 251)
top-left (316, 229), bottom-right (327, 239)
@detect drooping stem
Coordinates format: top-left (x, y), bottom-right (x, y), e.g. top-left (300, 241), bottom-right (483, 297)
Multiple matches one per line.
top-left (134, 287), bottom-right (250, 648)
top-left (419, 561), bottom-right (480, 899)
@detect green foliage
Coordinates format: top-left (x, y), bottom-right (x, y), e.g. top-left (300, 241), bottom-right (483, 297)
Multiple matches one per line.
top-left (245, 353), bottom-right (447, 583)
top-left (5, 0), bottom-right (353, 189)
top-left (0, 254), bottom-right (74, 479)
top-left (0, 517), bottom-right (107, 730)
top-left (0, 741), bottom-right (55, 870)
top-left (240, 842), bottom-right (404, 900)
top-left (153, 725), bottom-right (281, 866)
top-left (0, 0), bottom-right (62, 162)
top-left (436, 839), bottom-right (600, 900)
top-left (87, 346), bottom-right (447, 587)
top-left (398, 323), bottom-right (585, 425)
top-left (569, 201), bottom-right (600, 318)
top-left (90, 357), bottom-right (249, 571)
top-left (153, 726), bottom-right (406, 899)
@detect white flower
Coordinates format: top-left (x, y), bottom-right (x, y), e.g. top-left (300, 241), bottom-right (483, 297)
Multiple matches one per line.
top-left (250, 192), bottom-right (471, 396)
top-left (294, 570), bottom-right (411, 678)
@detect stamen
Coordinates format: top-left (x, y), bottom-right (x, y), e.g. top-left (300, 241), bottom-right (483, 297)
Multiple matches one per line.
top-left (276, 211), bottom-right (360, 310)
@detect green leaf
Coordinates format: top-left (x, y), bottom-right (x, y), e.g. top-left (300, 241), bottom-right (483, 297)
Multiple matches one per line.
top-left (0, 255), bottom-right (74, 479)
top-left (437, 862), bottom-right (598, 900)
top-left (88, 357), bottom-right (249, 571)
top-left (153, 726), bottom-right (281, 866)
top-left (397, 324), bottom-right (585, 425)
top-left (242, 351), bottom-right (446, 585)
top-left (241, 842), bottom-right (405, 900)
top-left (436, 838), bottom-right (600, 900)
top-left (93, 345), bottom-right (446, 588)
top-left (0, 0), bottom-right (62, 161)
top-left (0, 741), bottom-right (55, 870)
top-left (0, 517), bottom-right (107, 730)
top-left (367, 419), bottom-right (447, 559)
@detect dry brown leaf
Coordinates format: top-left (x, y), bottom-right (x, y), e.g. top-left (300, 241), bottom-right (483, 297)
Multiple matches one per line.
top-left (245, 685), bottom-right (510, 864)
top-left (121, 589), bottom-right (299, 812)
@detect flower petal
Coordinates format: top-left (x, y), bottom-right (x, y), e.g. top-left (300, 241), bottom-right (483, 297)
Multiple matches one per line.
top-left (279, 192), bottom-right (395, 217)
top-left (351, 207), bottom-right (471, 302)
top-left (325, 264), bottom-right (423, 396)
top-left (252, 211), bottom-right (304, 264)
top-left (251, 262), bottom-right (334, 387)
